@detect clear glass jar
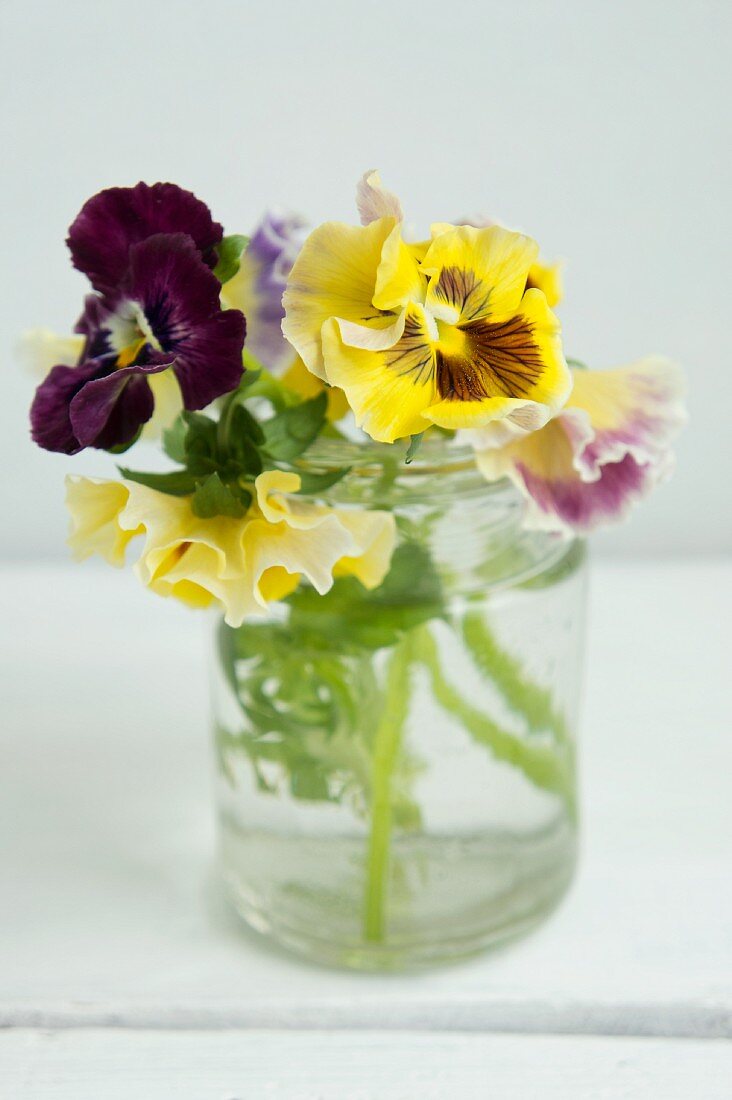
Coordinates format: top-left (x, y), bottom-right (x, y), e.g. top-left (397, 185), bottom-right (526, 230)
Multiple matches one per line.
top-left (211, 437), bottom-right (587, 970)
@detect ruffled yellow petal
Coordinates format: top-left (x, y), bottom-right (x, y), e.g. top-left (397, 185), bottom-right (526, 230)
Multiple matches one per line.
top-left (65, 476), bottom-right (141, 566)
top-left (422, 225), bottom-right (539, 324)
top-left (424, 288), bottom-right (570, 429)
top-left (245, 470), bottom-right (395, 605)
top-left (116, 485), bottom-right (256, 621)
top-left (356, 170), bottom-right (404, 226)
top-left (333, 508), bottom-right (397, 589)
top-left (281, 355), bottom-right (350, 421)
top-left (65, 472), bottom-right (397, 625)
top-left (322, 303), bottom-right (438, 443)
top-left (282, 217), bottom-right (396, 380)
top-left (527, 259), bottom-right (563, 308)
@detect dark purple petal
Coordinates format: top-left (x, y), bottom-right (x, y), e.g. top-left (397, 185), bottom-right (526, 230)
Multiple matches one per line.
top-left (68, 359), bottom-right (172, 448)
top-left (74, 294), bottom-right (114, 358)
top-left (125, 234), bottom-right (245, 408)
top-left (170, 310), bottom-right (246, 408)
top-left (30, 358), bottom-right (115, 454)
top-left (67, 182), bottom-right (224, 294)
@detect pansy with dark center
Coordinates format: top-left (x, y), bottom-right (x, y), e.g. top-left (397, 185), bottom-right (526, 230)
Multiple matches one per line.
top-left (30, 184), bottom-right (246, 454)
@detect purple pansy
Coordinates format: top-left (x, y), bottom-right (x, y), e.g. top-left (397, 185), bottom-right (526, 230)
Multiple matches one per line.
top-left (31, 184), bottom-right (245, 455)
top-left (222, 210), bottom-right (306, 372)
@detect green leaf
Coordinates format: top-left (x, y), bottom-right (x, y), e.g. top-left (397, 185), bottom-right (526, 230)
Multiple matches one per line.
top-left (260, 391), bottom-right (327, 461)
top-left (213, 234), bottom-right (250, 285)
top-left (286, 542), bottom-right (446, 651)
top-left (566, 357), bottom-right (589, 371)
top-left (117, 467), bottom-right (198, 496)
top-left (229, 402), bottom-right (265, 447)
top-left (405, 433), bottom-right (424, 464)
top-left (183, 411), bottom-right (219, 462)
top-left (295, 466), bottom-right (351, 495)
top-left (162, 416), bottom-right (188, 463)
top-left (191, 472), bottom-right (248, 518)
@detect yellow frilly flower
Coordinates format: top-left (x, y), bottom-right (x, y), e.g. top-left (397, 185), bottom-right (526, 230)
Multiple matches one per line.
top-left (65, 470), bottom-right (396, 626)
top-left (282, 173), bottom-right (571, 444)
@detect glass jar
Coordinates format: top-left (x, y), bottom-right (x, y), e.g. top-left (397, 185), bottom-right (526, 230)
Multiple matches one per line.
top-left (211, 436), bottom-right (587, 970)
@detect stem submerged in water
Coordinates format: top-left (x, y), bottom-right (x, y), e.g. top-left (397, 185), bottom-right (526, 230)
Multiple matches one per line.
top-left (363, 632), bottom-right (413, 943)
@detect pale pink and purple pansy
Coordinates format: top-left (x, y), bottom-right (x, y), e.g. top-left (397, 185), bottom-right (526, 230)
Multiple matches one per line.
top-left (472, 357), bottom-right (686, 534)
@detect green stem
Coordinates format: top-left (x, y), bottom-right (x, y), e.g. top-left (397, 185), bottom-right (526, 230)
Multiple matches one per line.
top-left (363, 632), bottom-right (413, 942)
top-left (414, 624), bottom-right (576, 820)
top-left (461, 611), bottom-right (570, 744)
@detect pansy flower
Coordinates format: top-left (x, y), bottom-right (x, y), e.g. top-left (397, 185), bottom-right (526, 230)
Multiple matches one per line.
top-left (472, 357), bottom-right (686, 534)
top-left (282, 171), bottom-right (571, 443)
top-left (221, 210), bottom-right (307, 372)
top-left (65, 471), bottom-right (396, 626)
top-left (30, 183), bottom-right (246, 455)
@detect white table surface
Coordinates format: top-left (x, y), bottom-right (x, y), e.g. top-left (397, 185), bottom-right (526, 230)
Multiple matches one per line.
top-left (1, 559), bottom-right (730, 1097)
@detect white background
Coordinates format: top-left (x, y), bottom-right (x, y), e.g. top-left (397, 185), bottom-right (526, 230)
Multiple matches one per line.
top-left (1, 0), bottom-right (730, 559)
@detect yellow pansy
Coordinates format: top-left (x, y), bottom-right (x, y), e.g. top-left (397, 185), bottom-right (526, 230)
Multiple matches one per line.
top-left (65, 470), bottom-right (396, 626)
top-left (282, 174), bottom-right (571, 443)
top-left (280, 355), bottom-right (351, 421)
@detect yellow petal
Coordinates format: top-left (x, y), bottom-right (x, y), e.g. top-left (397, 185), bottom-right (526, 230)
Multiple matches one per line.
top-left (424, 288), bottom-right (571, 430)
top-left (567, 356), bottom-right (686, 438)
top-left (333, 508), bottom-right (397, 589)
top-left (527, 259), bottom-right (564, 308)
top-left (257, 565), bottom-right (302, 603)
top-left (65, 476), bottom-right (140, 566)
top-left (280, 355), bottom-right (350, 421)
top-left (282, 217), bottom-right (395, 380)
top-left (19, 330), bottom-right (84, 377)
top-left (322, 303), bottom-right (438, 443)
top-left (372, 223), bottom-right (428, 311)
top-left (422, 224), bottom-right (539, 324)
top-left (140, 370), bottom-right (183, 440)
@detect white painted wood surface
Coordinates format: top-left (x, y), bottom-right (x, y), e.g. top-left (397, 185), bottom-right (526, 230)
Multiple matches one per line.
top-left (1, 560), bottom-right (731, 1094)
top-left (2, 1029), bottom-right (732, 1099)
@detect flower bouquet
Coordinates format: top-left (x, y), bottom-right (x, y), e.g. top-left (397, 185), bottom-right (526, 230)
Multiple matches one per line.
top-left (28, 172), bottom-right (685, 968)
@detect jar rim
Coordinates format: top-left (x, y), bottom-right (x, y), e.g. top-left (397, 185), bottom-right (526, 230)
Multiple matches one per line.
top-left (301, 433), bottom-right (510, 491)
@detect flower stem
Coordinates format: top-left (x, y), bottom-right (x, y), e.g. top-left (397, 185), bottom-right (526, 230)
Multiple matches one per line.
top-left (363, 632), bottom-right (413, 943)
top-left (413, 624), bottom-right (577, 820)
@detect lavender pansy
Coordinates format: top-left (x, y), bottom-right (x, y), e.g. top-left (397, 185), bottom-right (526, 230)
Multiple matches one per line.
top-left (222, 210), bottom-right (306, 372)
top-left (472, 357), bottom-right (686, 534)
top-left (31, 233), bottom-right (245, 453)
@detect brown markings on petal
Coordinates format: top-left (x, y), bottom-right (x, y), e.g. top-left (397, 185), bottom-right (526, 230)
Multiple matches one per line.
top-left (436, 316), bottom-right (544, 402)
top-left (383, 310), bottom-right (435, 386)
top-left (431, 266), bottom-right (491, 321)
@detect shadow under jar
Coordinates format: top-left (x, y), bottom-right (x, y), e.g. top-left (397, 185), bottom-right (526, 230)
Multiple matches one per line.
top-left (211, 436), bottom-right (587, 971)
